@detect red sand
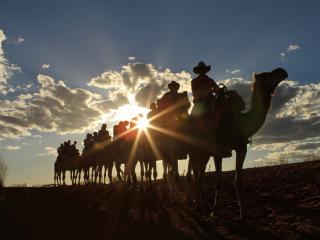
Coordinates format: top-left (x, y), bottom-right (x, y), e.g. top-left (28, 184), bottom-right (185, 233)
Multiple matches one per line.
top-left (3, 160), bottom-right (320, 240)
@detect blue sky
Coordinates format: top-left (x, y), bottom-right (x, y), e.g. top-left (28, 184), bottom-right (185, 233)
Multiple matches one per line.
top-left (0, 0), bottom-right (319, 185)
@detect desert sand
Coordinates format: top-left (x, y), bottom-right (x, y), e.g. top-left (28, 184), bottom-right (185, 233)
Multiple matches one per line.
top-left (1, 160), bottom-right (320, 240)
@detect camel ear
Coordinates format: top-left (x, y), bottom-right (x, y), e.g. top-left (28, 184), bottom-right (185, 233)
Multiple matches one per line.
top-left (253, 72), bottom-right (257, 81)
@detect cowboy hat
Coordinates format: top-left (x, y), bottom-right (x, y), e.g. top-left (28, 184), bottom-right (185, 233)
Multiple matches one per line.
top-left (193, 61), bottom-right (211, 74)
top-left (168, 81), bottom-right (180, 91)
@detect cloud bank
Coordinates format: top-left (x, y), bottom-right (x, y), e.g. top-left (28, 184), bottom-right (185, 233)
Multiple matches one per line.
top-left (0, 29), bottom-right (21, 95)
top-left (0, 38), bottom-right (318, 162)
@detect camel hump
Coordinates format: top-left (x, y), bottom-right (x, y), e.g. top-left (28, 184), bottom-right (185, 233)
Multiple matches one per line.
top-left (227, 90), bottom-right (245, 112)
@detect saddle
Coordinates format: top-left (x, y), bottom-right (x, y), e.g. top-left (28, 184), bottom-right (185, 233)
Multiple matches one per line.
top-left (210, 87), bottom-right (246, 156)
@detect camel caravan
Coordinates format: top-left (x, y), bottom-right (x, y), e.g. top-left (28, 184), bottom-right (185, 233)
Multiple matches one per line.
top-left (54, 62), bottom-right (288, 217)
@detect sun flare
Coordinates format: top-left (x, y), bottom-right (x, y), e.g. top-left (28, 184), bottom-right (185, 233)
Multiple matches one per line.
top-left (136, 117), bottom-right (149, 130)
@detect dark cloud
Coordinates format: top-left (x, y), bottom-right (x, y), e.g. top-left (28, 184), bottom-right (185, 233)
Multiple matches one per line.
top-left (255, 116), bottom-right (320, 144)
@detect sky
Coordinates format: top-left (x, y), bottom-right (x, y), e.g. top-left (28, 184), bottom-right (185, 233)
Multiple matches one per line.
top-left (0, 0), bottom-right (319, 185)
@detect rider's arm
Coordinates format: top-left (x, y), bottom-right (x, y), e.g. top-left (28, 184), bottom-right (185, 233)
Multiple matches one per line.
top-left (210, 79), bottom-right (219, 94)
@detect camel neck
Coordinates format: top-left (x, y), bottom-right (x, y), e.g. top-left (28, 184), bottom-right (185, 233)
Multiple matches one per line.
top-left (241, 88), bottom-right (271, 139)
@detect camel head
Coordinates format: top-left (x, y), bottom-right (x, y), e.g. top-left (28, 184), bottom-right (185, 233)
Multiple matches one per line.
top-left (253, 68), bottom-right (288, 94)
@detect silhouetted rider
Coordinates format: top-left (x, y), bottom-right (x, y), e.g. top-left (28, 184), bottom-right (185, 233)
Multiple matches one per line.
top-left (191, 61), bottom-right (219, 117)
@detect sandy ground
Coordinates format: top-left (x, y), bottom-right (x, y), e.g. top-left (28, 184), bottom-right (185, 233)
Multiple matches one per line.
top-left (1, 160), bottom-right (320, 240)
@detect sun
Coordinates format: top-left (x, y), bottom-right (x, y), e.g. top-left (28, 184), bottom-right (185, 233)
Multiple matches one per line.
top-left (136, 116), bottom-right (149, 130)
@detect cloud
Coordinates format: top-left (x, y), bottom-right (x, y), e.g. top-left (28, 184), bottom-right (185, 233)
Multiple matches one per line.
top-left (0, 29), bottom-right (21, 95)
top-left (128, 56), bottom-right (136, 60)
top-left (231, 69), bottom-right (241, 75)
top-left (226, 69), bottom-right (241, 75)
top-left (35, 146), bottom-right (57, 158)
top-left (14, 37), bottom-right (24, 44)
top-left (45, 146), bottom-right (57, 156)
top-left (280, 43), bottom-right (300, 59)
top-left (0, 74), bottom-right (106, 139)
top-left (33, 134), bottom-right (42, 138)
top-left (220, 75), bottom-right (319, 161)
top-left (257, 138), bottom-right (320, 163)
top-left (287, 44), bottom-right (300, 52)
top-left (4, 145), bottom-right (20, 151)
top-left (0, 60), bottom-right (319, 163)
top-left (88, 62), bottom-right (192, 107)
top-left (41, 64), bottom-right (50, 69)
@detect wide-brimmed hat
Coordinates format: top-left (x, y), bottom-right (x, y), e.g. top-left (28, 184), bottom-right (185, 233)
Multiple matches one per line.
top-left (168, 81), bottom-right (180, 91)
top-left (193, 61), bottom-right (211, 74)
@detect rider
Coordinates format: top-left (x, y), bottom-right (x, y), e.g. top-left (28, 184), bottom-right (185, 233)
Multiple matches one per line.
top-left (157, 81), bottom-right (184, 124)
top-left (98, 123), bottom-right (111, 142)
top-left (84, 133), bottom-right (93, 150)
top-left (191, 61), bottom-right (231, 156)
top-left (191, 61), bottom-right (219, 119)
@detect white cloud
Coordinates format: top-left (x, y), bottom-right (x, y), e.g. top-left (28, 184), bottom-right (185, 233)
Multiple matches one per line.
top-left (231, 69), bottom-right (241, 75)
top-left (0, 74), bottom-right (105, 139)
top-left (45, 146), bottom-right (57, 156)
top-left (0, 29), bottom-right (21, 95)
top-left (4, 145), bottom-right (20, 151)
top-left (280, 52), bottom-right (286, 59)
top-left (41, 64), bottom-right (50, 69)
top-left (14, 37), bottom-right (24, 44)
top-left (88, 62), bottom-right (192, 107)
top-left (280, 43), bottom-right (300, 60)
top-left (128, 56), bottom-right (136, 60)
top-left (0, 60), bottom-right (319, 163)
top-left (35, 146), bottom-right (57, 157)
top-left (287, 44), bottom-right (300, 52)
top-left (33, 134), bottom-right (42, 138)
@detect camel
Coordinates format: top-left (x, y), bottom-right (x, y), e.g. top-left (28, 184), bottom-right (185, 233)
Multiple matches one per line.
top-left (54, 155), bottom-right (79, 185)
top-left (187, 68), bottom-right (288, 218)
top-left (96, 139), bottom-right (116, 185)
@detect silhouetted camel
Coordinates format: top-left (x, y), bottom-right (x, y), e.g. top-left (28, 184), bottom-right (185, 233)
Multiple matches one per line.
top-left (187, 68), bottom-right (288, 218)
top-left (95, 139), bottom-right (116, 185)
top-left (54, 155), bottom-right (79, 185)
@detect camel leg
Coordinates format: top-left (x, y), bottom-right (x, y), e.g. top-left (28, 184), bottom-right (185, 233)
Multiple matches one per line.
top-left (70, 171), bottom-right (74, 185)
top-left (89, 167), bottom-right (92, 183)
top-left (77, 169), bottom-right (81, 185)
top-left (95, 166), bottom-right (100, 184)
top-left (199, 157), bottom-right (208, 207)
top-left (140, 160), bottom-right (144, 188)
top-left (172, 159), bottom-right (179, 182)
top-left (185, 157), bottom-right (193, 203)
top-left (103, 164), bottom-right (108, 184)
top-left (152, 160), bottom-right (157, 182)
top-left (115, 162), bottom-right (123, 182)
top-left (235, 146), bottom-right (247, 219)
top-left (57, 171), bottom-right (61, 186)
top-left (54, 170), bottom-right (57, 186)
top-left (62, 171), bottom-right (66, 186)
top-left (97, 165), bottom-right (102, 185)
top-left (85, 168), bottom-right (90, 184)
top-left (69, 171), bottom-right (72, 185)
top-left (107, 163), bottom-right (113, 187)
top-left (144, 162), bottom-right (150, 184)
top-left (213, 156), bottom-right (222, 210)
top-left (83, 168), bottom-right (88, 184)
top-left (162, 160), bottom-right (168, 183)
